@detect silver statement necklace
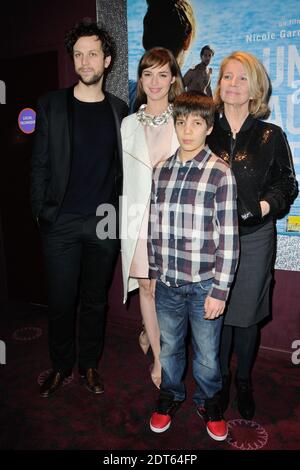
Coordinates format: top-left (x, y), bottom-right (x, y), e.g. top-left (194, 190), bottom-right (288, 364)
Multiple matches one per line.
top-left (136, 104), bottom-right (173, 127)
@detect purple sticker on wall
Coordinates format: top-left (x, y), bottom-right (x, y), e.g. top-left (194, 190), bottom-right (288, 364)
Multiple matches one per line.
top-left (18, 108), bottom-right (36, 134)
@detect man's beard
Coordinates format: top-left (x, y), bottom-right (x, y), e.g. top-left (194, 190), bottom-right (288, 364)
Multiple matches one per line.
top-left (78, 71), bottom-right (102, 86)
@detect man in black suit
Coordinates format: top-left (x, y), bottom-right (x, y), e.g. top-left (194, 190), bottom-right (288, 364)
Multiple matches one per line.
top-left (31, 19), bottom-right (128, 397)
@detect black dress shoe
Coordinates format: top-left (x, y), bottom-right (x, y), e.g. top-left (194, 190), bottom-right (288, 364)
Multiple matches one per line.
top-left (219, 373), bottom-right (231, 413)
top-left (235, 378), bottom-right (255, 419)
top-left (40, 371), bottom-right (65, 398)
top-left (80, 368), bottom-right (104, 394)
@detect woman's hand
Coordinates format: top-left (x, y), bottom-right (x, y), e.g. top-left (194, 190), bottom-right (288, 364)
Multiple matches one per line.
top-left (150, 279), bottom-right (157, 299)
top-left (138, 278), bottom-right (156, 299)
top-left (260, 200), bottom-right (270, 217)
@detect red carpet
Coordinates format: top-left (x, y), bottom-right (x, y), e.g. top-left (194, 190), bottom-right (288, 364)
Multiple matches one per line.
top-left (0, 301), bottom-right (299, 456)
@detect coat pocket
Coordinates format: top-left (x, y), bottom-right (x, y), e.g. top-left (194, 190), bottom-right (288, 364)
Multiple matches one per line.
top-left (237, 196), bottom-right (262, 226)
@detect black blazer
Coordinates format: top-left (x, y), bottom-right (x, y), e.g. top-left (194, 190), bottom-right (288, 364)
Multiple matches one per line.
top-left (31, 86), bottom-right (128, 223)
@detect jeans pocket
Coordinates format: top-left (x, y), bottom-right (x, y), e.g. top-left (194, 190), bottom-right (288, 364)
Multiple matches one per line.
top-left (198, 278), bottom-right (213, 292)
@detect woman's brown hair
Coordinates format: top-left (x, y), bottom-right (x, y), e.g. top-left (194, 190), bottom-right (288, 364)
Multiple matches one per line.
top-left (136, 47), bottom-right (184, 108)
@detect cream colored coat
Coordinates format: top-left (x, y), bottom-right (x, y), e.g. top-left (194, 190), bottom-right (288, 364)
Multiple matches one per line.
top-left (121, 113), bottom-right (179, 303)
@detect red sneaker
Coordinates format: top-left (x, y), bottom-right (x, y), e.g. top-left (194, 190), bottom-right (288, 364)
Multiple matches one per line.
top-left (150, 411), bottom-right (172, 433)
top-left (150, 398), bottom-right (182, 433)
top-left (197, 397), bottom-right (228, 441)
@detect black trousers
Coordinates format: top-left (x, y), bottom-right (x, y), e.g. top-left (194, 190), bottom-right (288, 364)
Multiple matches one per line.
top-left (220, 324), bottom-right (258, 380)
top-left (40, 213), bottom-right (119, 375)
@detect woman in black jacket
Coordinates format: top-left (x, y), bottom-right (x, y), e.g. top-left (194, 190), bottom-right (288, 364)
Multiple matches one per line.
top-left (207, 51), bottom-right (298, 419)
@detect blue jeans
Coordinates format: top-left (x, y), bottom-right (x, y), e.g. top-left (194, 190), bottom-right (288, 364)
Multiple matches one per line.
top-left (155, 279), bottom-right (223, 405)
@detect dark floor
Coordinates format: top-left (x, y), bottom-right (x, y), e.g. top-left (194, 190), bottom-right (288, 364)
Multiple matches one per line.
top-left (0, 301), bottom-right (299, 457)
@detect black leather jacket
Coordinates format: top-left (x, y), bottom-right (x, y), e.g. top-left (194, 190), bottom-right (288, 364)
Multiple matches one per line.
top-left (207, 114), bottom-right (299, 235)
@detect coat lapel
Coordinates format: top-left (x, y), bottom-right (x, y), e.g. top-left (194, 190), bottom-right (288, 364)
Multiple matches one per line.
top-left (123, 115), bottom-right (179, 168)
top-left (106, 93), bottom-right (124, 170)
top-left (124, 118), bottom-right (152, 169)
top-left (66, 86), bottom-right (74, 163)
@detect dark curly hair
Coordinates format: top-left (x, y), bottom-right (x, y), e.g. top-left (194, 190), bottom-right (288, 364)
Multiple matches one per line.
top-left (64, 18), bottom-right (116, 64)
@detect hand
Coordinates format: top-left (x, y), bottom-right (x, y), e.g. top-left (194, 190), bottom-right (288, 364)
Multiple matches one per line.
top-left (260, 200), bottom-right (270, 217)
top-left (204, 296), bottom-right (225, 320)
top-left (138, 278), bottom-right (156, 299)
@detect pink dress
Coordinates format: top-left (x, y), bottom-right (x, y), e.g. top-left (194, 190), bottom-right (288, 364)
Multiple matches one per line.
top-left (129, 119), bottom-right (174, 278)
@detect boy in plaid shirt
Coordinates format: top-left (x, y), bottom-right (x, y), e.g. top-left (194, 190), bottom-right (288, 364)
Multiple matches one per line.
top-left (148, 92), bottom-right (239, 441)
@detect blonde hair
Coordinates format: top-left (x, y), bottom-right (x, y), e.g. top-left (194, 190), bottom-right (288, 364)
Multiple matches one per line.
top-left (136, 47), bottom-right (184, 108)
top-left (214, 51), bottom-right (271, 119)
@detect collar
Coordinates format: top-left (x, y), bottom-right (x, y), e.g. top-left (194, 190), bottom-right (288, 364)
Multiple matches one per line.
top-left (168, 145), bottom-right (211, 169)
top-left (218, 112), bottom-right (255, 133)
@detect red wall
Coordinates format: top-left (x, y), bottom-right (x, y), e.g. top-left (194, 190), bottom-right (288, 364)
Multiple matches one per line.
top-left (0, 1), bottom-right (97, 302)
top-left (1, 0), bottom-right (96, 88)
top-left (261, 270), bottom-right (300, 352)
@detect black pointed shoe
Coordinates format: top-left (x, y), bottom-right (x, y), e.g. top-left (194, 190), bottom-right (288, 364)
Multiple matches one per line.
top-left (235, 378), bottom-right (255, 420)
top-left (40, 371), bottom-right (65, 398)
top-left (80, 368), bottom-right (104, 394)
top-left (219, 373), bottom-right (231, 413)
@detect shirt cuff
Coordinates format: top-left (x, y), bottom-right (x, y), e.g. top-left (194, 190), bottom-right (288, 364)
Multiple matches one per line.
top-left (148, 267), bottom-right (159, 279)
top-left (209, 284), bottom-right (229, 302)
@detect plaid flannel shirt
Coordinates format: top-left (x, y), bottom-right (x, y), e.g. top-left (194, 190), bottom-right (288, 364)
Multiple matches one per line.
top-left (148, 145), bottom-right (239, 301)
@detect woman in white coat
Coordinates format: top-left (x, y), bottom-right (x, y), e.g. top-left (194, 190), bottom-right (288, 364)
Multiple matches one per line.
top-left (121, 47), bottom-right (183, 388)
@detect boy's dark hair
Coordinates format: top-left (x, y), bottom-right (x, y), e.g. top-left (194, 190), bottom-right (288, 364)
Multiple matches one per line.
top-left (200, 45), bottom-right (214, 57)
top-left (173, 92), bottom-right (215, 129)
top-left (64, 18), bottom-right (116, 64)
